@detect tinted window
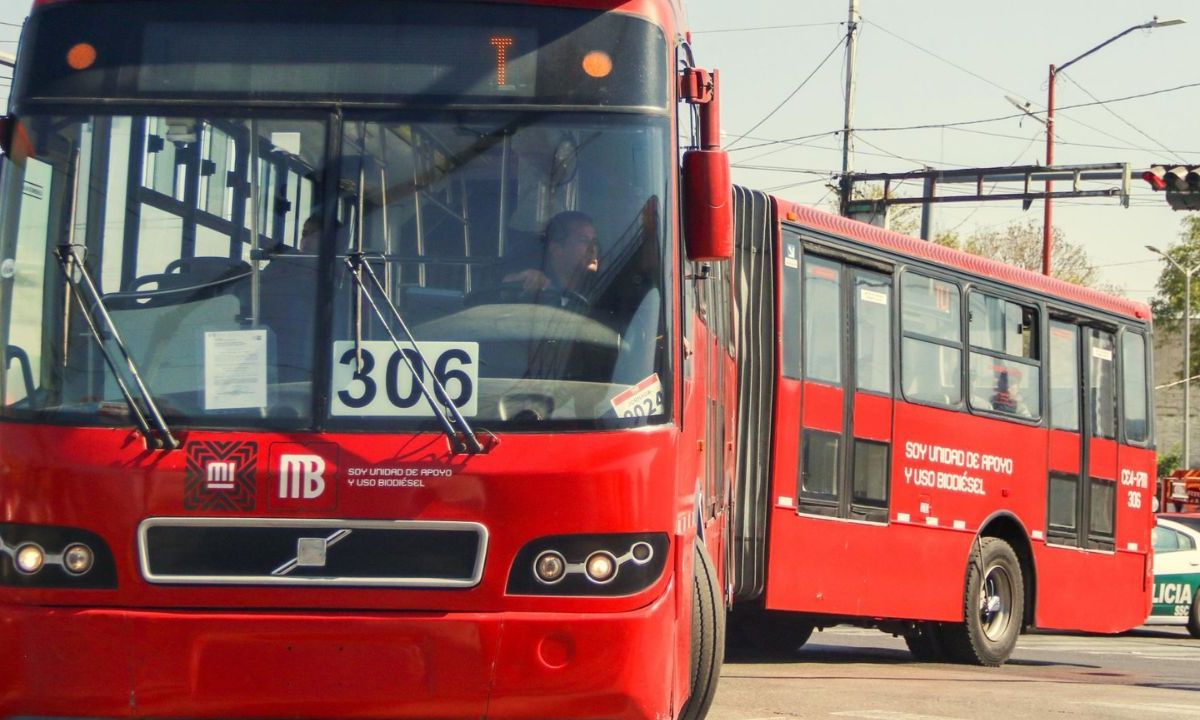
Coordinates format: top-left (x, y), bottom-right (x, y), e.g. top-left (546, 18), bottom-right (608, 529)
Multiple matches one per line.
top-left (969, 294), bottom-right (1037, 358)
top-left (1089, 330), bottom-right (1117, 440)
top-left (1122, 331), bottom-right (1149, 443)
top-left (855, 272), bottom-right (891, 394)
top-left (902, 273), bottom-right (959, 342)
top-left (1152, 526), bottom-right (1184, 552)
top-left (1049, 322), bottom-right (1080, 432)
top-left (1048, 473), bottom-right (1078, 535)
top-left (852, 440), bottom-right (889, 507)
top-left (804, 257), bottom-right (841, 385)
top-left (1090, 478), bottom-right (1115, 539)
top-left (902, 337), bottom-right (962, 405)
top-left (968, 355), bottom-right (1039, 419)
top-left (801, 431), bottom-right (839, 498)
top-left (901, 272), bottom-right (961, 407)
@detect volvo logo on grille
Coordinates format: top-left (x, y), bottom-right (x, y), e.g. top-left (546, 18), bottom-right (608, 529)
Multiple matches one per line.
top-left (271, 529), bottom-right (352, 576)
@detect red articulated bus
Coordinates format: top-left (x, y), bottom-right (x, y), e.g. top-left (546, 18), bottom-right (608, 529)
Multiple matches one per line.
top-left (0, 0), bottom-right (738, 717)
top-left (725, 192), bottom-right (1157, 666)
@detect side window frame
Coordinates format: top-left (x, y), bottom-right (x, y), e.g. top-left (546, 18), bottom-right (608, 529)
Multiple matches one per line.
top-left (964, 289), bottom-right (1043, 422)
top-left (899, 268), bottom-right (964, 409)
top-left (1119, 327), bottom-right (1152, 447)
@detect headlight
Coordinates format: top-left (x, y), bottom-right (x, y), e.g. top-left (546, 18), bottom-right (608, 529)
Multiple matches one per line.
top-left (507, 533), bottom-right (669, 596)
top-left (63, 544), bottom-right (95, 575)
top-left (15, 543), bottom-right (45, 574)
top-left (1, 523), bottom-right (117, 588)
top-left (584, 551), bottom-right (617, 584)
top-left (534, 550), bottom-right (567, 584)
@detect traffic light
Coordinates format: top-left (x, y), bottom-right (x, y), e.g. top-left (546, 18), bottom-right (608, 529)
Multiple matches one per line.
top-left (1142, 164), bottom-right (1200, 210)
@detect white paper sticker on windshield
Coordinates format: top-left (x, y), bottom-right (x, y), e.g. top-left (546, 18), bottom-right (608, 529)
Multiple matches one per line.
top-left (859, 288), bottom-right (888, 305)
top-left (1091, 346), bottom-right (1113, 362)
top-left (204, 330), bottom-right (267, 410)
top-left (331, 340), bottom-right (478, 417)
top-left (611, 374), bottom-right (665, 418)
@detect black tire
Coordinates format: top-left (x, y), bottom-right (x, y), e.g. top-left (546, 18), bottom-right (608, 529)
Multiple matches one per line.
top-left (737, 610), bottom-right (815, 657)
top-left (679, 543), bottom-right (725, 720)
top-left (941, 537), bottom-right (1024, 666)
top-left (903, 622), bottom-right (947, 662)
top-left (1188, 594), bottom-right (1200, 639)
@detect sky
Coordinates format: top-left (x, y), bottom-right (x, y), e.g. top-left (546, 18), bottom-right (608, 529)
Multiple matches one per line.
top-left (1, 0), bottom-right (1196, 304)
top-left (683, 0), bottom-right (1199, 304)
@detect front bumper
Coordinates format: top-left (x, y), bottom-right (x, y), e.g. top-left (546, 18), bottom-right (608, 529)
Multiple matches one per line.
top-left (0, 587), bottom-right (675, 719)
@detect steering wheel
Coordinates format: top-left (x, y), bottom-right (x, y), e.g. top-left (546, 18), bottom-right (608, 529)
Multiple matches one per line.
top-left (467, 281), bottom-right (589, 310)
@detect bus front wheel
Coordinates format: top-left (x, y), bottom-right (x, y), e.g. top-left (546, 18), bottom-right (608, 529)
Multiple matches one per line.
top-left (679, 542), bottom-right (724, 720)
top-left (942, 537), bottom-right (1023, 666)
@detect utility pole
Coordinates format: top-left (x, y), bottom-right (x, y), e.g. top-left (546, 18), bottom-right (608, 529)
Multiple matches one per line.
top-left (838, 0), bottom-right (859, 216)
top-left (1041, 17), bottom-right (1185, 275)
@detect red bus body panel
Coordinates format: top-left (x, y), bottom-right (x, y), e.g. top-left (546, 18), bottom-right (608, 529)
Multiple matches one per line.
top-left (763, 199), bottom-right (1154, 634)
top-left (0, 422), bottom-right (695, 718)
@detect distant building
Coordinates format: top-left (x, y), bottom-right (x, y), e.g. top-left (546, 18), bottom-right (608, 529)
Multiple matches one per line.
top-left (1154, 325), bottom-right (1194, 467)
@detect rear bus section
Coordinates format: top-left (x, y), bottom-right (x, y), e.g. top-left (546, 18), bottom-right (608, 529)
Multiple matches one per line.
top-left (727, 193), bottom-right (1155, 666)
top-left (0, 0), bottom-right (735, 716)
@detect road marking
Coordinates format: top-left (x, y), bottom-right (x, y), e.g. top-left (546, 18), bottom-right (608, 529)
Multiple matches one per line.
top-left (1076, 702), bottom-right (1200, 716)
top-left (832, 712), bottom-right (968, 720)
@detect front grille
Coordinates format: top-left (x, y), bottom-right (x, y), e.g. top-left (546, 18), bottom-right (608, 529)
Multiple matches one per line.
top-left (139, 518), bottom-right (487, 587)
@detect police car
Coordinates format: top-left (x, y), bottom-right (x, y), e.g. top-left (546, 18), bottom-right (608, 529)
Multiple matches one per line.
top-left (1149, 514), bottom-right (1200, 638)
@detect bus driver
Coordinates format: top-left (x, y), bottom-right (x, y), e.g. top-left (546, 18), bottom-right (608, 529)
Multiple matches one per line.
top-left (502, 210), bottom-right (599, 307)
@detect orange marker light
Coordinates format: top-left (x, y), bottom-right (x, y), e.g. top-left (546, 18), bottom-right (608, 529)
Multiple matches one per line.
top-left (66, 42), bottom-right (97, 70)
top-left (582, 51), bottom-right (613, 79)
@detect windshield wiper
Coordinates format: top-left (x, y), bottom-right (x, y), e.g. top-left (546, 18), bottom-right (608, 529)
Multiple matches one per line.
top-left (344, 252), bottom-right (487, 455)
top-left (54, 243), bottom-right (180, 451)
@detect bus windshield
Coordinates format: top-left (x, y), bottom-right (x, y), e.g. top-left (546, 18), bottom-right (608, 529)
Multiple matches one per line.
top-left (0, 111), bottom-right (670, 432)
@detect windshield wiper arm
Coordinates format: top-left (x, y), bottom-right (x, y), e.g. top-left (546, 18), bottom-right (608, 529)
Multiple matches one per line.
top-left (54, 244), bottom-right (180, 450)
top-left (344, 252), bottom-right (486, 454)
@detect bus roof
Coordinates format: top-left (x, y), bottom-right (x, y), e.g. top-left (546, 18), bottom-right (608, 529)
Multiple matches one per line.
top-left (777, 199), bottom-right (1152, 324)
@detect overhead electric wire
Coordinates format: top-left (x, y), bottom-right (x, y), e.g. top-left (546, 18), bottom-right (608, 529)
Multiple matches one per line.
top-left (691, 21), bottom-right (842, 35)
top-left (1058, 71), bottom-right (1190, 164)
top-left (728, 131), bottom-right (841, 154)
top-left (762, 177), bottom-right (834, 193)
top-left (725, 36), bottom-right (845, 150)
top-left (854, 81), bottom-right (1200, 134)
top-left (945, 125), bottom-right (1200, 155)
top-left (864, 18), bottom-right (1026, 100)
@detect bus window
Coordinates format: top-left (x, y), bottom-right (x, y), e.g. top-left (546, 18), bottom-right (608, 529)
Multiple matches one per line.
top-left (1049, 322), bottom-right (1080, 432)
top-left (854, 272), bottom-right (891, 394)
top-left (803, 257), bottom-right (841, 385)
top-left (967, 293), bottom-right (1040, 420)
top-left (1122, 331), bottom-right (1149, 444)
top-left (900, 272), bottom-right (962, 406)
top-left (1089, 330), bottom-right (1117, 440)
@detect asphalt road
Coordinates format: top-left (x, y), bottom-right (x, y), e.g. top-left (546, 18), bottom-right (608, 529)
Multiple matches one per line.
top-left (709, 625), bottom-right (1200, 720)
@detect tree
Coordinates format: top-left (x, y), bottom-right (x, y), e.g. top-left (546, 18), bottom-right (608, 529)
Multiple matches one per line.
top-left (826, 188), bottom-right (1115, 291)
top-left (933, 219), bottom-right (1118, 292)
top-left (1149, 215), bottom-right (1200, 333)
top-left (1149, 215), bottom-right (1200, 379)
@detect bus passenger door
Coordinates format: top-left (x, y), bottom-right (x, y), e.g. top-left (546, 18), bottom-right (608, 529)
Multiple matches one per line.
top-left (765, 250), bottom-right (894, 612)
top-left (794, 254), bottom-right (894, 524)
top-left (1047, 321), bottom-right (1118, 552)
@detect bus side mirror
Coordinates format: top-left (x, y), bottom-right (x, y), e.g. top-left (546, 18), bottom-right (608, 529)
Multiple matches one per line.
top-left (682, 148), bottom-right (732, 262)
